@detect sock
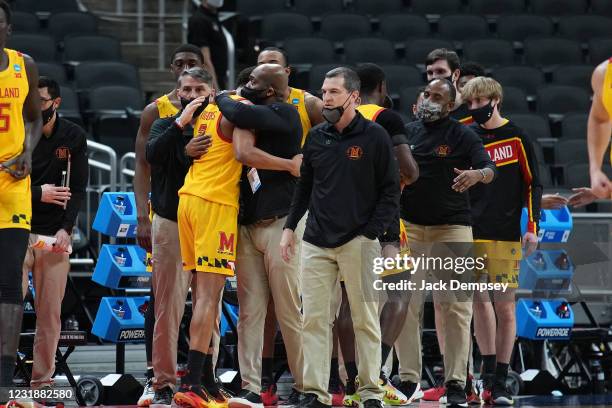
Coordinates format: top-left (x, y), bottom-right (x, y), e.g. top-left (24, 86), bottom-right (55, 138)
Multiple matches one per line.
top-left (495, 363), bottom-right (509, 383)
top-left (381, 343), bottom-right (392, 370)
top-left (1, 355), bottom-right (15, 387)
top-left (182, 350), bottom-right (206, 386)
top-left (482, 355), bottom-right (496, 376)
top-left (146, 367), bottom-right (154, 380)
top-left (202, 354), bottom-right (215, 388)
top-left (262, 357), bottom-right (274, 385)
top-left (329, 357), bottom-right (340, 383)
top-left (345, 361), bottom-right (358, 386)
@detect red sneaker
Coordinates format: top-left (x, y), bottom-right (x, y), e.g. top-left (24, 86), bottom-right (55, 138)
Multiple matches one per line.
top-left (482, 389), bottom-right (492, 405)
top-left (422, 384), bottom-right (446, 401)
top-left (260, 383), bottom-right (279, 406)
top-left (329, 379), bottom-right (345, 407)
top-left (466, 375), bottom-right (482, 405)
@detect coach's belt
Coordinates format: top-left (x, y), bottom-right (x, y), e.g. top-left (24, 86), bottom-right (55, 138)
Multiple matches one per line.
top-left (253, 215), bottom-right (284, 227)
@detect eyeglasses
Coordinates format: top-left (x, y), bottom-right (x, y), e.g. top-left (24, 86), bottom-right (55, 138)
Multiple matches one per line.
top-left (40, 97), bottom-right (54, 103)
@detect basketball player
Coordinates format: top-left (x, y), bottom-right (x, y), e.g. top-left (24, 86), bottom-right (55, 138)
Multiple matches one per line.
top-left (133, 44), bottom-right (205, 406)
top-left (0, 0), bottom-right (43, 387)
top-left (568, 57), bottom-right (612, 207)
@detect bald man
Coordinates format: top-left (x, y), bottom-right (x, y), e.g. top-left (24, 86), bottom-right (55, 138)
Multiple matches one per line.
top-left (214, 64), bottom-right (305, 408)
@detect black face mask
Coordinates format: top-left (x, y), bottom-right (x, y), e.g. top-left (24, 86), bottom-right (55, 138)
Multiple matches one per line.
top-left (322, 94), bottom-right (352, 125)
top-left (241, 85), bottom-right (269, 105)
top-left (41, 105), bottom-right (55, 125)
top-left (469, 100), bottom-right (494, 125)
top-left (180, 96), bottom-right (209, 118)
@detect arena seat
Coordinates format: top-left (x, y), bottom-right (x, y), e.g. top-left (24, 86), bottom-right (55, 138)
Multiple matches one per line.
top-left (507, 113), bottom-right (551, 140)
top-left (591, 0), bottom-right (612, 16)
top-left (351, 0), bottom-right (404, 17)
top-left (588, 38), bottom-right (612, 65)
top-left (468, 0), bottom-right (525, 15)
top-left (539, 164), bottom-right (554, 188)
top-left (236, 0), bottom-right (288, 21)
top-left (560, 113), bottom-right (588, 140)
top-left (344, 38), bottom-right (396, 64)
top-left (63, 35), bottom-right (122, 63)
top-left (48, 12), bottom-right (98, 42)
top-left (58, 86), bottom-right (83, 126)
top-left (551, 65), bottom-right (593, 90)
top-left (284, 38), bottom-right (335, 65)
top-left (307, 63), bottom-right (343, 93)
top-left (496, 14), bottom-right (554, 43)
top-left (410, 0), bottom-right (462, 15)
top-left (379, 64), bottom-right (424, 97)
top-left (464, 39), bottom-right (515, 68)
top-left (493, 66), bottom-right (545, 95)
top-left (558, 15), bottom-right (612, 43)
top-left (554, 139), bottom-right (589, 166)
top-left (405, 38), bottom-right (454, 65)
top-left (8, 33), bottom-right (56, 62)
top-left (379, 14), bottom-right (430, 43)
top-left (500, 86), bottom-right (529, 113)
top-left (524, 38), bottom-right (583, 68)
top-left (260, 13), bottom-right (312, 43)
top-left (399, 86), bottom-right (425, 112)
top-left (74, 62), bottom-right (140, 106)
top-left (14, 0), bottom-right (79, 13)
top-left (293, 0), bottom-right (344, 17)
top-left (37, 62), bottom-right (68, 85)
top-left (438, 14), bottom-right (488, 42)
top-left (320, 14), bottom-right (371, 43)
top-left (536, 85), bottom-right (592, 116)
top-left (12, 11), bottom-right (39, 32)
top-left (531, 0), bottom-right (588, 15)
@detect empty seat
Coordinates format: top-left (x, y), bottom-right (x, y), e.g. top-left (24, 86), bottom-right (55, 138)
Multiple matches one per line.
top-left (509, 113), bottom-right (551, 140)
top-left (589, 38), bottom-right (612, 65)
top-left (12, 11), bottom-right (39, 32)
top-left (531, 0), bottom-right (587, 15)
top-left (379, 14), bottom-right (430, 43)
top-left (236, 0), bottom-right (287, 19)
top-left (536, 85), bottom-right (591, 115)
top-left (463, 39), bottom-right (515, 68)
top-left (57, 86), bottom-right (82, 125)
top-left (561, 112), bottom-right (588, 140)
top-left (63, 35), bottom-right (122, 63)
top-left (493, 66), bottom-right (545, 95)
top-left (308, 63), bottom-right (343, 92)
top-left (551, 65), bottom-right (593, 90)
top-left (501, 86), bottom-right (529, 113)
top-left (48, 12), bottom-right (98, 42)
top-left (379, 64), bottom-right (424, 95)
top-left (320, 14), bottom-right (371, 42)
top-left (37, 62), bottom-right (68, 85)
top-left (75, 61), bottom-right (140, 90)
top-left (285, 38), bottom-right (335, 65)
top-left (559, 16), bottom-right (612, 43)
top-left (497, 15), bottom-right (553, 43)
top-left (15, 0), bottom-right (78, 13)
top-left (400, 86), bottom-right (426, 112)
top-left (405, 38), bottom-right (454, 65)
top-left (524, 38), bottom-right (583, 68)
top-left (411, 0), bottom-right (462, 14)
top-left (469, 0), bottom-right (525, 14)
top-left (345, 38), bottom-right (395, 64)
top-left (89, 86), bottom-right (143, 112)
top-left (352, 0), bottom-right (404, 16)
top-left (539, 164), bottom-right (553, 187)
top-left (561, 163), bottom-right (590, 189)
top-left (261, 13), bottom-right (312, 43)
top-left (8, 34), bottom-right (55, 62)
top-left (591, 0), bottom-right (612, 16)
top-left (555, 140), bottom-right (588, 165)
top-left (293, 0), bottom-right (344, 16)
top-left (438, 15), bottom-right (488, 42)
top-left (531, 140), bottom-right (546, 165)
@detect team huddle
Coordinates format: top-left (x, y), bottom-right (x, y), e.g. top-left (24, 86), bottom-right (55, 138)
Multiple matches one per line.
top-left (1, 0), bottom-right (612, 406)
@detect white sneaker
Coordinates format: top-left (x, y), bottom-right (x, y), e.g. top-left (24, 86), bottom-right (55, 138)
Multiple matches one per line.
top-left (138, 377), bottom-right (155, 407)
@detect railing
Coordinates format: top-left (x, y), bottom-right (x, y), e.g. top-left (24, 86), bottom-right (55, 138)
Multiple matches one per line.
top-left (119, 152), bottom-right (136, 192)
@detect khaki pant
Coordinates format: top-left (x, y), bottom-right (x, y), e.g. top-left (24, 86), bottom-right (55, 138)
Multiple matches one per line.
top-left (151, 214), bottom-right (192, 390)
top-left (302, 236), bottom-right (384, 405)
top-left (395, 223), bottom-right (473, 387)
top-left (236, 216), bottom-right (304, 393)
top-left (21, 234), bottom-right (70, 387)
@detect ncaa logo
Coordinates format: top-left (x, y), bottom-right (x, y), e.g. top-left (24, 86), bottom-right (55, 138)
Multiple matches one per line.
top-left (13, 64), bottom-right (20, 72)
top-left (292, 98), bottom-right (299, 105)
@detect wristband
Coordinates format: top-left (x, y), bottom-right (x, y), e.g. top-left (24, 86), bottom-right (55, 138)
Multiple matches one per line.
top-left (174, 118), bottom-right (185, 130)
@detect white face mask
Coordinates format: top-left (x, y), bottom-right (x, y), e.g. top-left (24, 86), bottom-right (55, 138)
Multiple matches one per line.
top-left (207, 0), bottom-right (224, 8)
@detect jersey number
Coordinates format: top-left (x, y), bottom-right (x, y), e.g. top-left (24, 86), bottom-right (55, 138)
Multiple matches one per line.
top-left (0, 103), bottom-right (10, 132)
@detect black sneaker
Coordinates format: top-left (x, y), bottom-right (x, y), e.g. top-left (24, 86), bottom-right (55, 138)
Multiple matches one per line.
top-left (445, 380), bottom-right (468, 408)
top-left (396, 380), bottom-right (424, 403)
top-left (345, 379), bottom-right (357, 396)
top-left (152, 386), bottom-right (174, 406)
top-left (492, 379), bottom-right (514, 406)
top-left (280, 388), bottom-right (304, 406)
top-left (229, 389), bottom-right (263, 408)
top-left (298, 393), bottom-right (331, 408)
top-left (362, 399), bottom-right (383, 408)
top-left (216, 376), bottom-right (235, 399)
